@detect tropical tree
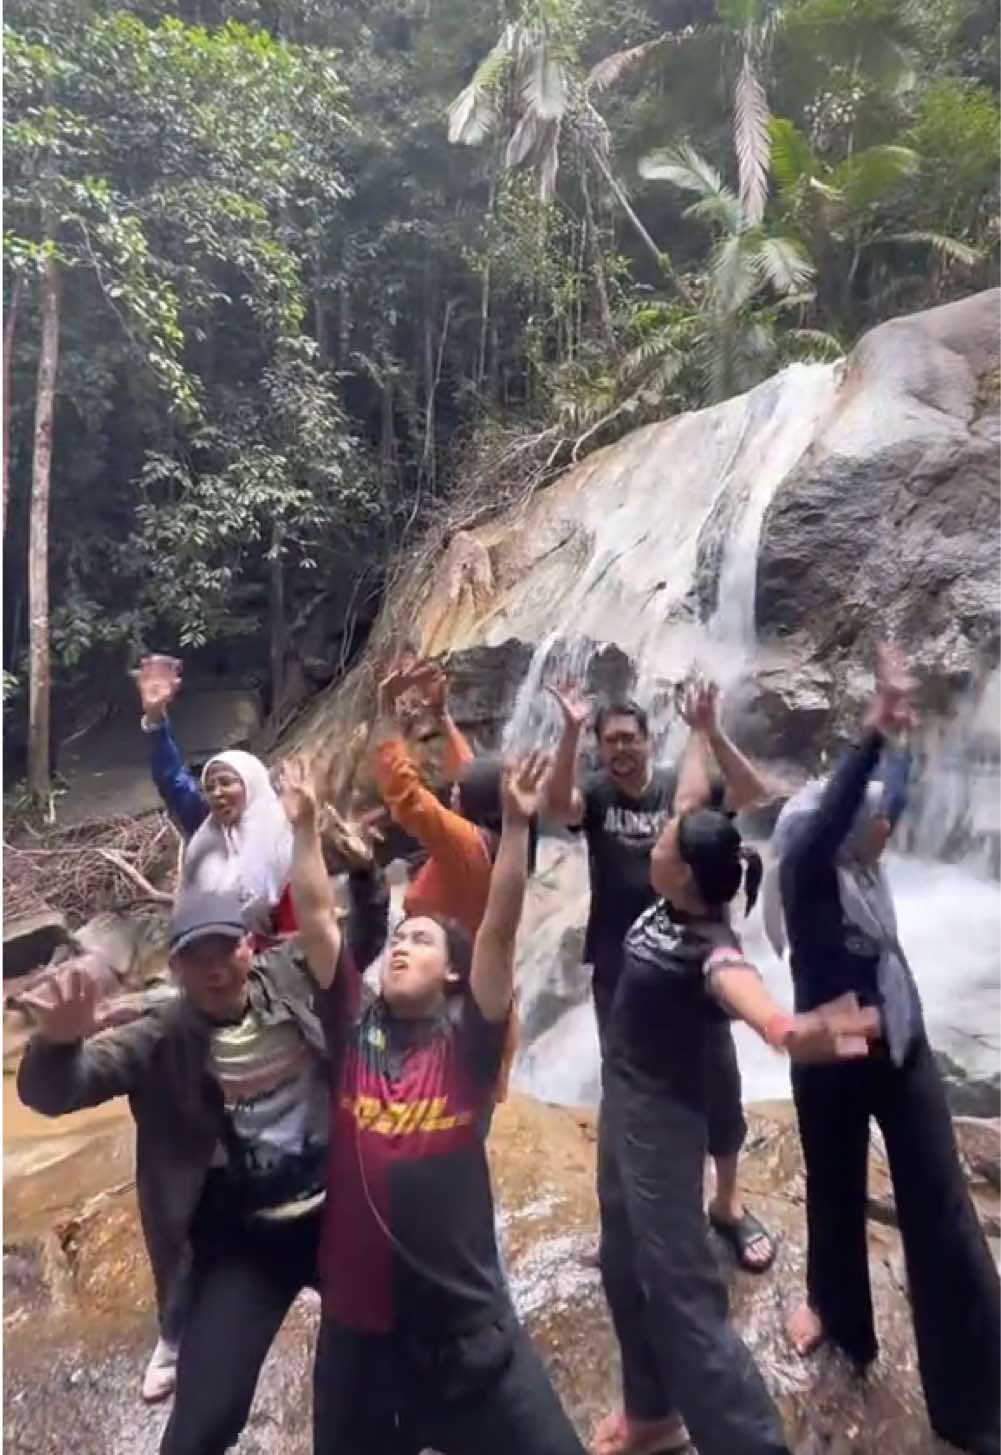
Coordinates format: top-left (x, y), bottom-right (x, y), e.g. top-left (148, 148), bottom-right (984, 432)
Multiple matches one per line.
top-left (768, 115), bottom-right (982, 321)
top-left (639, 142), bottom-right (836, 399)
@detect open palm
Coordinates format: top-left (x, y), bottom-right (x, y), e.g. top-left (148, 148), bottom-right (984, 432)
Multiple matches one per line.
top-left (278, 756), bottom-right (318, 828)
top-left (503, 750), bottom-right (553, 822)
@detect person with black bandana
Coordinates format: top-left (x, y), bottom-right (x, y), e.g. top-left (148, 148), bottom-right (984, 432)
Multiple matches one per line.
top-left (592, 727), bottom-right (882, 1455)
top-left (765, 644), bottom-right (1000, 1455)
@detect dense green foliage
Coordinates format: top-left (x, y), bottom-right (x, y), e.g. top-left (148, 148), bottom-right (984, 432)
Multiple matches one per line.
top-left (4, 0), bottom-right (998, 761)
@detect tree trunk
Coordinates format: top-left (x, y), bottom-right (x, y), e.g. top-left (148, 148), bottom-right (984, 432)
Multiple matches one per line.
top-left (588, 143), bottom-right (696, 308)
top-left (27, 248), bottom-right (60, 804)
top-left (3, 273), bottom-right (26, 539)
top-left (580, 168), bottom-right (615, 349)
top-left (268, 527), bottom-right (286, 735)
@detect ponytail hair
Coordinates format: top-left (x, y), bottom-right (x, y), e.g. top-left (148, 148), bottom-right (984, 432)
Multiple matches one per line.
top-left (677, 809), bottom-right (761, 918)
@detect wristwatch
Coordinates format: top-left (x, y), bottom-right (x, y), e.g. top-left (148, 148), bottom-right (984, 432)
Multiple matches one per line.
top-left (140, 714), bottom-right (166, 734)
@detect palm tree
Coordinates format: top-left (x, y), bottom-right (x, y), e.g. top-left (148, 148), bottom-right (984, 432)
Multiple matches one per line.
top-left (638, 142), bottom-right (838, 399)
top-left (768, 116), bottom-right (981, 320)
top-left (446, 6), bottom-right (693, 294)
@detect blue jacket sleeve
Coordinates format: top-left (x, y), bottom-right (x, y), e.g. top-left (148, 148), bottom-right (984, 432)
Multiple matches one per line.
top-left (785, 727), bottom-right (885, 873)
top-left (149, 718), bottom-right (208, 839)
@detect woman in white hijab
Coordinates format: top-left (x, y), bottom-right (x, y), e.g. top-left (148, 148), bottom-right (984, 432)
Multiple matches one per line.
top-left (765, 645), bottom-right (999, 1455)
top-left (136, 657), bottom-right (295, 943)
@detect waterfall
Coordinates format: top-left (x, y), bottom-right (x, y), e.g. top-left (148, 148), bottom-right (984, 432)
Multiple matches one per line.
top-left (488, 354), bottom-right (998, 1106)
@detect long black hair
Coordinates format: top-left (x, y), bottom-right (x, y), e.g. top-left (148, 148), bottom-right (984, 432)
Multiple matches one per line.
top-left (677, 809), bottom-right (762, 917)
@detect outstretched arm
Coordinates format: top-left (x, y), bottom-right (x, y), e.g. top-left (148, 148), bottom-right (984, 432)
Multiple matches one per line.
top-left (18, 968), bottom-right (162, 1114)
top-left (707, 950), bottom-right (881, 1063)
top-left (279, 758), bottom-right (343, 990)
top-left (470, 752), bottom-right (552, 1024)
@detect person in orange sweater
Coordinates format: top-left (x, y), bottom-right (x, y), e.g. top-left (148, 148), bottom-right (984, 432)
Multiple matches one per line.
top-left (369, 659), bottom-right (532, 1099)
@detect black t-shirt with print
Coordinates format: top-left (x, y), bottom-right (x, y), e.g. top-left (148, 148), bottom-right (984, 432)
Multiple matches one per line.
top-left (578, 766), bottom-right (679, 981)
top-left (607, 899), bottom-right (747, 1107)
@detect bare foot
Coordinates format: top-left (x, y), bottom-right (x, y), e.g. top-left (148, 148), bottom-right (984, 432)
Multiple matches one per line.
top-left (591, 1409), bottom-right (691, 1455)
top-left (785, 1301), bottom-right (825, 1357)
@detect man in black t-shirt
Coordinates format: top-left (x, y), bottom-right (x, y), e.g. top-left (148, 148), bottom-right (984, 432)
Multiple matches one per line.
top-left (547, 683), bottom-right (777, 1455)
top-left (546, 686), bottom-right (774, 1255)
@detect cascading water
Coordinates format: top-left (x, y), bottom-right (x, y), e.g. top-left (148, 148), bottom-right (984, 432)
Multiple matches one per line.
top-left (506, 360), bottom-right (999, 1107)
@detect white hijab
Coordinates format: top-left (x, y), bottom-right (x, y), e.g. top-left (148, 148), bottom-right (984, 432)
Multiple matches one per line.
top-left (182, 750), bottom-right (293, 935)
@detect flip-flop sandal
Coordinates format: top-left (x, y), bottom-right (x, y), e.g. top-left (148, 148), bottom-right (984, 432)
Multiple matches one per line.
top-left (709, 1208), bottom-right (776, 1273)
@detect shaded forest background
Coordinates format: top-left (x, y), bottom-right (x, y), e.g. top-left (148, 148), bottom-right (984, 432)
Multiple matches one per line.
top-left (4, 0), bottom-right (999, 798)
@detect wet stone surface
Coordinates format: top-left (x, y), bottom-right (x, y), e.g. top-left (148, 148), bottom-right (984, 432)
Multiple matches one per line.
top-left (4, 1090), bottom-right (992, 1454)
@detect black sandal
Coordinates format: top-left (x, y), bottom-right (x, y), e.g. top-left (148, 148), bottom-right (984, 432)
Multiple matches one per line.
top-left (709, 1208), bottom-right (775, 1273)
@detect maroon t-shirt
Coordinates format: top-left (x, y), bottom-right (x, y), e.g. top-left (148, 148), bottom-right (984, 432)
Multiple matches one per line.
top-left (318, 951), bottom-right (507, 1336)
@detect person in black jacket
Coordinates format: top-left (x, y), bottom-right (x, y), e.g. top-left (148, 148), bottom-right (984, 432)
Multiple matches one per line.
top-left (763, 644), bottom-right (1000, 1455)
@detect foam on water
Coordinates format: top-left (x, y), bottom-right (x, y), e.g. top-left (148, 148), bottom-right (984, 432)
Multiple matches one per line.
top-left (514, 846), bottom-right (1000, 1108)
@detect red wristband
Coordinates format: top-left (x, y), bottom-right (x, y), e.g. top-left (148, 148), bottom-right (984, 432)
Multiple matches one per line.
top-left (763, 1012), bottom-right (795, 1051)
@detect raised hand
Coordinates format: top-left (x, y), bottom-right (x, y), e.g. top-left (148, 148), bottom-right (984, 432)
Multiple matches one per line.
top-left (545, 681), bottom-right (590, 731)
top-left (871, 641), bottom-right (916, 736)
top-left (418, 664), bottom-right (449, 720)
top-left (277, 755), bottom-right (319, 829)
top-left (134, 654), bottom-right (182, 723)
top-left (502, 749), bottom-right (554, 824)
top-left (20, 967), bottom-right (98, 1046)
top-left (319, 802), bottom-right (381, 869)
top-left (677, 675), bottom-right (719, 733)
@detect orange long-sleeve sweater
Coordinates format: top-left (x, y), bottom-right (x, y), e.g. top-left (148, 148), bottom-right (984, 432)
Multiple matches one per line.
top-left (371, 731), bottom-right (519, 1100)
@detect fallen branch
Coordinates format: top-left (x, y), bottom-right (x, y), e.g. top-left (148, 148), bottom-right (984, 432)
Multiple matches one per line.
top-left (95, 849), bottom-right (173, 905)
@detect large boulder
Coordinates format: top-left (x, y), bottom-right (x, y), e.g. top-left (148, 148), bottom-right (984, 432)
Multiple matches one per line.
top-left (289, 291), bottom-right (999, 797)
top-left (4, 1091), bottom-right (998, 1454)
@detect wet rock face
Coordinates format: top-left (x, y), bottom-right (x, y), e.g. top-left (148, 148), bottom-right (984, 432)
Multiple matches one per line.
top-left (5, 1091), bottom-right (998, 1454)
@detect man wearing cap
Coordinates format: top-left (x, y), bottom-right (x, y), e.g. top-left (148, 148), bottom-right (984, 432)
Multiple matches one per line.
top-left (16, 871), bottom-right (386, 1455)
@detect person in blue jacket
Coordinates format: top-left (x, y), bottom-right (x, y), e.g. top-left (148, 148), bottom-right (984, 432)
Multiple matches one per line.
top-left (135, 656), bottom-right (297, 941)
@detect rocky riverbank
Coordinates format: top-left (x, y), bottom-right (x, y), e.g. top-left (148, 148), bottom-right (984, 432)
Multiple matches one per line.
top-left (4, 1087), bottom-right (998, 1455)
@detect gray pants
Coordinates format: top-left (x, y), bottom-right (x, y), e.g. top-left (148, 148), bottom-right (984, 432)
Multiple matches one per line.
top-left (597, 1060), bottom-right (789, 1455)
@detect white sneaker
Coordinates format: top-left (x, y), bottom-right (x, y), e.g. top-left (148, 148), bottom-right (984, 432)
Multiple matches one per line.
top-left (141, 1337), bottom-right (178, 1404)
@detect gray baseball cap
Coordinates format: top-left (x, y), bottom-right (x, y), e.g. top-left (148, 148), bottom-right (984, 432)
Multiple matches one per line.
top-left (169, 890), bottom-right (248, 955)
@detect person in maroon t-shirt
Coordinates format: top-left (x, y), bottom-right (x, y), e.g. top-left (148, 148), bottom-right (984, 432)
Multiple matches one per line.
top-left (279, 750), bottom-right (585, 1455)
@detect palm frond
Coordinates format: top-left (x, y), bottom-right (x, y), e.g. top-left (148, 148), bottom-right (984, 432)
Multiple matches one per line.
top-left (833, 145), bottom-right (918, 209)
top-left (785, 327), bottom-right (843, 360)
top-left (753, 235), bottom-right (814, 294)
top-left (734, 52), bottom-right (771, 224)
top-left (768, 117), bottom-right (817, 194)
top-left (586, 31), bottom-right (681, 93)
top-left (537, 119), bottom-right (561, 203)
top-left (684, 191), bottom-right (746, 233)
top-left (447, 25), bottom-right (519, 145)
top-left (885, 231), bottom-right (983, 267)
top-left (710, 231), bottom-right (763, 314)
top-left (520, 40), bottom-right (568, 122)
top-left (639, 143), bottom-right (725, 201)
top-left (505, 109), bottom-right (545, 169)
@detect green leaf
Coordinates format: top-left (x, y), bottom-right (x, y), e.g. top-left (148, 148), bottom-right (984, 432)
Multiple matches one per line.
top-left (768, 117), bottom-right (817, 194)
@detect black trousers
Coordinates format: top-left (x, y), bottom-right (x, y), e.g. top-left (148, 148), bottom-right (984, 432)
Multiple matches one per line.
top-left (593, 968), bottom-right (747, 1160)
top-left (160, 1204), bottom-right (322, 1455)
top-left (793, 1038), bottom-right (1001, 1455)
top-left (312, 1310), bottom-right (585, 1455)
top-left (598, 1064), bottom-right (790, 1455)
